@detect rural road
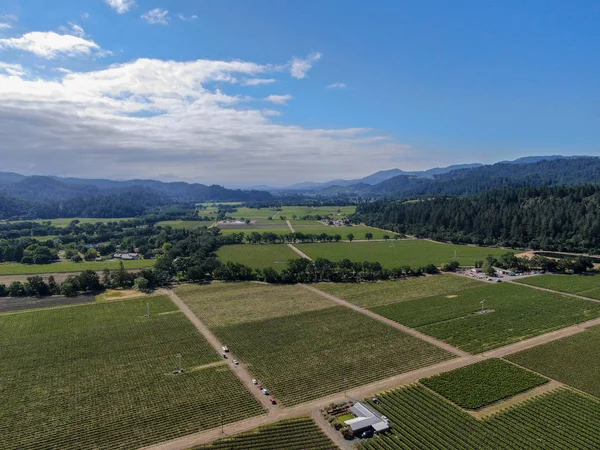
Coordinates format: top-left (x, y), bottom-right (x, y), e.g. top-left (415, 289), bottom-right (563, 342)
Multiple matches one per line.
top-left (146, 281), bottom-right (600, 450)
top-left (287, 243), bottom-right (313, 260)
top-left (159, 288), bottom-right (276, 412)
top-left (507, 280), bottom-right (600, 304)
top-left (301, 284), bottom-right (470, 357)
top-left (286, 220), bottom-right (295, 232)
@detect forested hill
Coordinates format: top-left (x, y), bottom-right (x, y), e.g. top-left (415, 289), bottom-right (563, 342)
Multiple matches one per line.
top-left (0, 174), bottom-right (273, 220)
top-left (353, 184), bottom-right (600, 253)
top-left (322, 157), bottom-right (600, 197)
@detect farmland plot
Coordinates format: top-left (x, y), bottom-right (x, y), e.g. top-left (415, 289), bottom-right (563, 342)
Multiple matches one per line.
top-left (296, 240), bottom-right (509, 268)
top-left (0, 258), bottom-right (154, 275)
top-left (211, 306), bottom-right (454, 406)
top-left (507, 325), bottom-right (600, 398)
top-left (176, 282), bottom-right (334, 327)
top-left (315, 275), bottom-right (484, 308)
top-left (0, 296), bottom-right (264, 450)
top-left (358, 385), bottom-right (600, 449)
top-left (194, 417), bottom-right (337, 450)
top-left (516, 273), bottom-right (600, 299)
top-left (421, 358), bottom-right (548, 409)
top-left (216, 244), bottom-right (299, 271)
top-left (371, 282), bottom-right (600, 353)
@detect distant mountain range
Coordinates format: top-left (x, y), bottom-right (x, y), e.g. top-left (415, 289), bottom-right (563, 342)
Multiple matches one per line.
top-left (312, 156), bottom-right (600, 198)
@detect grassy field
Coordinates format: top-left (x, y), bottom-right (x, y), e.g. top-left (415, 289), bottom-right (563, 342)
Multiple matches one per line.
top-left (0, 259), bottom-right (154, 275)
top-left (295, 240), bottom-right (510, 268)
top-left (315, 275), bottom-right (484, 308)
top-left (194, 417), bottom-right (337, 450)
top-left (14, 217), bottom-right (134, 227)
top-left (0, 296), bottom-right (264, 450)
top-left (516, 273), bottom-right (600, 299)
top-left (156, 220), bottom-right (215, 229)
top-left (421, 359), bottom-right (548, 409)
top-left (218, 225), bottom-right (292, 236)
top-left (279, 205), bottom-right (356, 218)
top-left (507, 325), bottom-right (600, 398)
top-left (228, 207), bottom-right (281, 219)
top-left (370, 282), bottom-right (600, 353)
top-left (211, 306), bottom-right (454, 406)
top-left (359, 385), bottom-right (600, 449)
top-left (176, 282), bottom-right (334, 328)
top-left (33, 235), bottom-right (59, 242)
top-left (216, 244), bottom-right (299, 271)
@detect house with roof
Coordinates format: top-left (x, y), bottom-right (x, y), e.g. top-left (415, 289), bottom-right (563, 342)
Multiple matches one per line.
top-left (344, 402), bottom-right (390, 436)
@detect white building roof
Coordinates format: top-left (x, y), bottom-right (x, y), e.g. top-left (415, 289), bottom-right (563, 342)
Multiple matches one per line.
top-left (345, 402), bottom-right (389, 433)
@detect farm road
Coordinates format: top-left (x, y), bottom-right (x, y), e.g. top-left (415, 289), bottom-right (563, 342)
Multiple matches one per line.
top-left (286, 219), bottom-right (295, 232)
top-left (159, 288), bottom-right (276, 412)
top-left (507, 280), bottom-right (600, 304)
top-left (141, 355), bottom-right (478, 450)
top-left (287, 243), bottom-right (313, 260)
top-left (301, 284), bottom-right (470, 357)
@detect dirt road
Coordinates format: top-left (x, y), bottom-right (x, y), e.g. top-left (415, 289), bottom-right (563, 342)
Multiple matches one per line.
top-left (286, 220), bottom-right (295, 232)
top-left (507, 280), bottom-right (600, 304)
top-left (287, 243), bottom-right (313, 260)
top-left (159, 288), bottom-right (276, 412)
top-left (301, 284), bottom-right (470, 357)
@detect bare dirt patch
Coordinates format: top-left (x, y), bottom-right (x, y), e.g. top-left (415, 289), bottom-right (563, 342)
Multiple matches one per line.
top-left (96, 289), bottom-right (147, 302)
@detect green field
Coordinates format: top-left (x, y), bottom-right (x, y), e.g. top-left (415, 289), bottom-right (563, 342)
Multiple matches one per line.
top-left (194, 417), bottom-right (337, 450)
top-left (175, 282), bottom-right (334, 328)
top-left (516, 273), bottom-right (600, 299)
top-left (421, 359), bottom-right (548, 409)
top-left (228, 207), bottom-right (281, 219)
top-left (507, 325), bottom-right (600, 398)
top-left (279, 205), bottom-right (356, 218)
top-left (210, 307), bottom-right (453, 406)
top-left (216, 244), bottom-right (299, 271)
top-left (14, 217), bottom-right (134, 227)
top-left (156, 220), bottom-right (215, 229)
top-left (359, 385), bottom-right (600, 449)
top-left (291, 224), bottom-right (389, 239)
top-left (218, 226), bottom-right (292, 236)
top-left (0, 296), bottom-right (264, 450)
top-left (371, 282), bottom-right (600, 353)
top-left (315, 275), bottom-right (484, 308)
top-left (34, 235), bottom-right (59, 242)
top-left (0, 259), bottom-right (154, 275)
top-left (295, 240), bottom-right (510, 268)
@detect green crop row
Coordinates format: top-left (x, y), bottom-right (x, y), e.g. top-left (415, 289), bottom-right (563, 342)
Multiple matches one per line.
top-left (359, 385), bottom-right (600, 449)
top-left (421, 359), bottom-right (548, 409)
top-left (194, 417), bottom-right (337, 449)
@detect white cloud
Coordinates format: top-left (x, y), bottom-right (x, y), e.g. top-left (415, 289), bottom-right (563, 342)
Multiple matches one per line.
top-left (59, 22), bottom-right (85, 38)
top-left (327, 82), bottom-right (346, 89)
top-left (289, 52), bottom-right (322, 79)
top-left (0, 22), bottom-right (12, 29)
top-left (265, 94), bottom-right (293, 105)
top-left (0, 31), bottom-right (101, 58)
top-left (0, 62), bottom-right (25, 76)
top-left (242, 78), bottom-right (277, 86)
top-left (0, 55), bottom-right (410, 184)
top-left (81, 12), bottom-right (90, 20)
top-left (105, 0), bottom-right (136, 14)
top-left (177, 13), bottom-right (198, 21)
top-left (141, 8), bottom-right (170, 25)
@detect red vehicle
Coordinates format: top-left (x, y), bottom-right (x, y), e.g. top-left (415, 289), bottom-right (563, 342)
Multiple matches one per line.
top-left (269, 398), bottom-right (277, 405)
top-left (257, 384), bottom-right (263, 390)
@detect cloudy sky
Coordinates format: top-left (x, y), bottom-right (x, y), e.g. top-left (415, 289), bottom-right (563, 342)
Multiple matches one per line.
top-left (0, 1), bottom-right (599, 186)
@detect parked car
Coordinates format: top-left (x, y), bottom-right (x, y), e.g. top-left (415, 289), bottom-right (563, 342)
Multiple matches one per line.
top-left (222, 345), bottom-right (229, 352)
top-left (233, 359), bottom-right (239, 365)
top-left (269, 397), bottom-right (277, 404)
top-left (360, 430), bottom-right (374, 439)
top-left (262, 388), bottom-right (269, 395)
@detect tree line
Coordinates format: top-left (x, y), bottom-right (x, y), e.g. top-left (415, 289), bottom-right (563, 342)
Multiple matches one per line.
top-left (353, 184), bottom-right (600, 253)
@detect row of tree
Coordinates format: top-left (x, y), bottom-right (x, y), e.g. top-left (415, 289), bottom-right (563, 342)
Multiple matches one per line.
top-left (353, 184), bottom-right (600, 253)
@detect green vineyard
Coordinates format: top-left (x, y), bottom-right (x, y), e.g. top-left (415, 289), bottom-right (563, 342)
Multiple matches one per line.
top-left (0, 296), bottom-right (264, 450)
top-left (194, 417), bottom-right (337, 449)
top-left (358, 385), bottom-right (600, 449)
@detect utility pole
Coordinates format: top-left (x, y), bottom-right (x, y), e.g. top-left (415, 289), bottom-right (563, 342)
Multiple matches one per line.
top-left (480, 299), bottom-right (486, 313)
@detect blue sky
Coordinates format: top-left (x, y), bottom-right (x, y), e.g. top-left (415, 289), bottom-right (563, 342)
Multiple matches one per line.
top-left (0, 0), bottom-right (598, 186)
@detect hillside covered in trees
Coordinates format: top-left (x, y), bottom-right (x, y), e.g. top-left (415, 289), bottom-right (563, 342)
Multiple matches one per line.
top-left (353, 184), bottom-right (600, 253)
top-left (321, 157), bottom-right (600, 198)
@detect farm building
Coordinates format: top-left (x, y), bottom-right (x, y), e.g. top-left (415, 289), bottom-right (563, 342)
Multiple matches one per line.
top-left (344, 402), bottom-right (390, 436)
top-left (113, 253), bottom-right (139, 260)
